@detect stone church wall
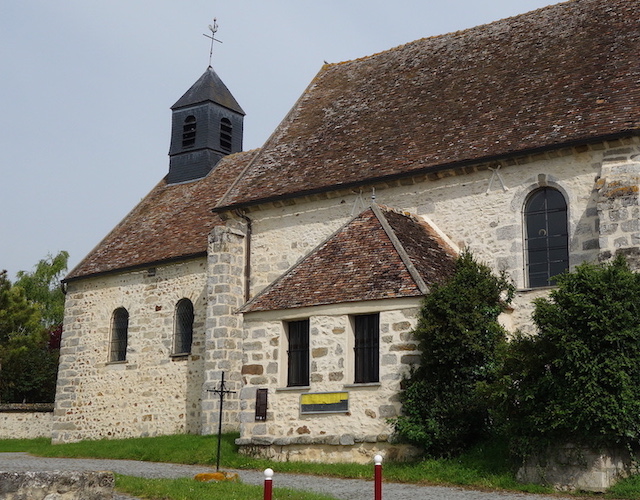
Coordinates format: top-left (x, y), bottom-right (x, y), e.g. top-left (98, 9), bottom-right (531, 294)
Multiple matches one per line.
top-left (244, 141), bottom-right (635, 335)
top-left (236, 299), bottom-right (421, 463)
top-left (52, 258), bottom-right (208, 443)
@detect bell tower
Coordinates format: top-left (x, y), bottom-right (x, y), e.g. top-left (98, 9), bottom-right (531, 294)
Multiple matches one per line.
top-left (168, 66), bottom-right (245, 184)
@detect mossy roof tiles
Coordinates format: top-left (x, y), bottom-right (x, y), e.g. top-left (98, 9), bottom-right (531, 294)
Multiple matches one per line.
top-left (242, 205), bottom-right (457, 312)
top-left (65, 150), bottom-right (257, 281)
top-left (216, 0), bottom-right (640, 209)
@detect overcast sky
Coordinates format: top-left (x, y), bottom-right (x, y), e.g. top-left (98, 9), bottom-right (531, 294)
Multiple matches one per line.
top-left (1, 0), bottom-right (559, 280)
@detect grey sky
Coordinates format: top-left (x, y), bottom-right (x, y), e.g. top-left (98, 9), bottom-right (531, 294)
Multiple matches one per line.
top-left (1, 1), bottom-right (557, 280)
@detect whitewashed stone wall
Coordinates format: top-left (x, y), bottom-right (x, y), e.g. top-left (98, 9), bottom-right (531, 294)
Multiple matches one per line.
top-left (236, 299), bottom-right (422, 462)
top-left (52, 258), bottom-right (208, 443)
top-left (0, 407), bottom-right (53, 439)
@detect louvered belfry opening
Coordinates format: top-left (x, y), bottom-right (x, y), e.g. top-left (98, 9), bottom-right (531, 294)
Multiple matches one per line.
top-left (354, 313), bottom-right (379, 383)
top-left (182, 115), bottom-right (197, 148)
top-left (220, 117), bottom-right (232, 152)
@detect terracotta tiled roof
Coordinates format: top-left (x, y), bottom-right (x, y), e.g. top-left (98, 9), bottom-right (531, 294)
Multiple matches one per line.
top-left (64, 151), bottom-right (257, 281)
top-left (217, 0), bottom-right (640, 209)
top-left (242, 205), bottom-right (457, 313)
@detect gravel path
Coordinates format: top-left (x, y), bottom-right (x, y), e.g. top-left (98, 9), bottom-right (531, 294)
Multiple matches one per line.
top-left (0, 452), bottom-right (560, 500)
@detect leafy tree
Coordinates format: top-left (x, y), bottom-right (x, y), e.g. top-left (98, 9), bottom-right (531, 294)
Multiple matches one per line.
top-left (14, 251), bottom-right (68, 329)
top-left (494, 256), bottom-right (640, 456)
top-left (0, 271), bottom-right (42, 345)
top-left (393, 251), bottom-right (514, 457)
top-left (0, 251), bottom-right (68, 403)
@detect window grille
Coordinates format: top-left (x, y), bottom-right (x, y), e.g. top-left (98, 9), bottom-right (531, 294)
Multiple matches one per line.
top-left (220, 118), bottom-right (232, 152)
top-left (110, 308), bottom-right (129, 362)
top-left (524, 187), bottom-right (569, 288)
top-left (174, 299), bottom-right (194, 355)
top-left (354, 313), bottom-right (379, 383)
top-left (182, 115), bottom-right (196, 148)
top-left (287, 320), bottom-right (309, 387)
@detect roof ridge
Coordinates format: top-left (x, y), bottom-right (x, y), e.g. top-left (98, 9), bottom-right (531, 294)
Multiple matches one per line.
top-left (371, 205), bottom-right (429, 294)
top-left (238, 206), bottom-right (378, 313)
top-left (323, 0), bottom-right (571, 69)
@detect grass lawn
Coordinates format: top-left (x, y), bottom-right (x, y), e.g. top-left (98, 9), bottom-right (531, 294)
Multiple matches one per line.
top-left (2, 433), bottom-right (638, 499)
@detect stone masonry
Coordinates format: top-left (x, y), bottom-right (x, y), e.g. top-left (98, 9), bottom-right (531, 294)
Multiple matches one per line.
top-left (596, 143), bottom-right (640, 269)
top-left (52, 259), bottom-right (208, 443)
top-left (200, 219), bottom-right (248, 434)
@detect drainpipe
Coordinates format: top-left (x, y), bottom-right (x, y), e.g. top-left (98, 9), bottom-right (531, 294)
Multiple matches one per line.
top-left (234, 209), bottom-right (252, 303)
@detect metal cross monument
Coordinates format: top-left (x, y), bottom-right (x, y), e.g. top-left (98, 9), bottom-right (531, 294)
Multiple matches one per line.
top-left (207, 371), bottom-right (236, 471)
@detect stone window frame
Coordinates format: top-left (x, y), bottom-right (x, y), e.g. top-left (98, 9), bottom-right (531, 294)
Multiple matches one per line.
top-left (285, 319), bottom-right (310, 387)
top-left (109, 307), bottom-right (129, 363)
top-left (351, 313), bottom-right (380, 384)
top-left (523, 186), bottom-right (569, 288)
top-left (172, 298), bottom-right (194, 356)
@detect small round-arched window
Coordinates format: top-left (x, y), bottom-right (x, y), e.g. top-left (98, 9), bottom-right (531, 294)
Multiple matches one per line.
top-left (174, 299), bottom-right (194, 355)
top-left (110, 307), bottom-right (129, 362)
top-left (524, 187), bottom-right (569, 288)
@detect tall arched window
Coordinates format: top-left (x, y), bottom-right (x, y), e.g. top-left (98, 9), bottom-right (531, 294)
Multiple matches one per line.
top-left (220, 118), bottom-right (232, 152)
top-left (174, 299), bottom-right (194, 355)
top-left (110, 307), bottom-right (129, 362)
top-left (182, 115), bottom-right (197, 148)
top-left (524, 187), bottom-right (569, 288)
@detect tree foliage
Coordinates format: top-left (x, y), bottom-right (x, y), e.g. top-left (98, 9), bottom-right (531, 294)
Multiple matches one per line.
top-left (494, 256), bottom-right (640, 456)
top-left (393, 251), bottom-right (514, 457)
top-left (14, 251), bottom-right (68, 329)
top-left (0, 251), bottom-right (68, 403)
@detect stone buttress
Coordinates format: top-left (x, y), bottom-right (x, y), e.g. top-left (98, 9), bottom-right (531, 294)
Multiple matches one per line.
top-left (201, 218), bottom-right (248, 434)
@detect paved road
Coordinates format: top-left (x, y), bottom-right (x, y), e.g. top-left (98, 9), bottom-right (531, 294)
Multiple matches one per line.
top-left (0, 452), bottom-right (561, 500)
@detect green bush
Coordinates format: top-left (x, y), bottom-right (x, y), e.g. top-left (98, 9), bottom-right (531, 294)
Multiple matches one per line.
top-left (495, 256), bottom-right (640, 456)
top-left (393, 251), bottom-right (514, 457)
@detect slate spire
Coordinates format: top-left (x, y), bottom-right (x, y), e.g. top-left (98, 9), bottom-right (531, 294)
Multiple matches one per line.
top-left (168, 67), bottom-right (245, 184)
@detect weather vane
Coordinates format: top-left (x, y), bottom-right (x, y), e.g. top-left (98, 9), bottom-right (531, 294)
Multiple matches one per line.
top-left (203, 18), bottom-right (222, 67)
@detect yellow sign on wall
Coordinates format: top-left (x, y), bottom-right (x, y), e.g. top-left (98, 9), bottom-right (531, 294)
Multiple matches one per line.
top-left (300, 392), bottom-right (349, 414)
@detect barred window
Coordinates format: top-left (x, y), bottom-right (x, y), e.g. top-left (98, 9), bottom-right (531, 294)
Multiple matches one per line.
top-left (354, 313), bottom-right (379, 384)
top-left (287, 319), bottom-right (309, 387)
top-left (182, 115), bottom-right (196, 148)
top-left (174, 299), bottom-right (194, 355)
top-left (110, 307), bottom-right (129, 362)
top-left (524, 187), bottom-right (569, 288)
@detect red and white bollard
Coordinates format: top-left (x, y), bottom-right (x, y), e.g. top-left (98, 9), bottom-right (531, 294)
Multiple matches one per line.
top-left (374, 454), bottom-right (383, 500)
top-left (263, 467), bottom-right (274, 500)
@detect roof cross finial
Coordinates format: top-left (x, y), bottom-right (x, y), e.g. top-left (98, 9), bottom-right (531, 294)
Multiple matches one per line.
top-left (203, 18), bottom-right (222, 68)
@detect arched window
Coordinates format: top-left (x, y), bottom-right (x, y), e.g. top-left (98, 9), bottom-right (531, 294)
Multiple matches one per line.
top-left (110, 307), bottom-right (129, 362)
top-left (220, 118), bottom-right (232, 152)
top-left (524, 187), bottom-right (569, 288)
top-left (182, 115), bottom-right (197, 148)
top-left (174, 299), bottom-right (194, 355)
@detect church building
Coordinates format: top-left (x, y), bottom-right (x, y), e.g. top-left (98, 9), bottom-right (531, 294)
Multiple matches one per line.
top-left (55, 0), bottom-right (640, 462)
